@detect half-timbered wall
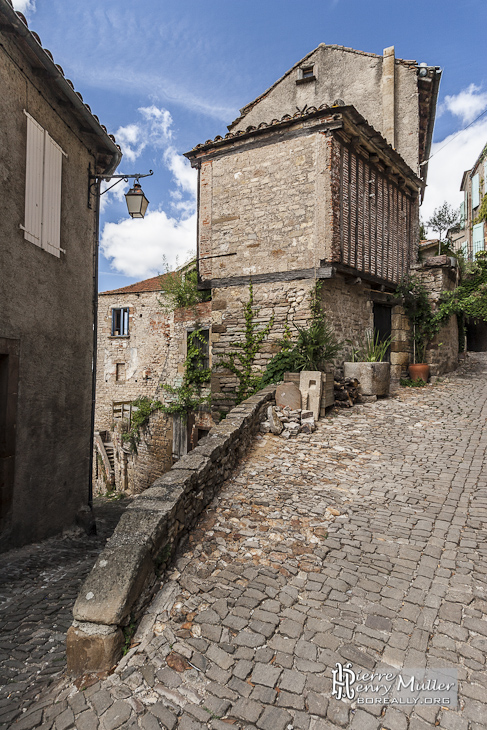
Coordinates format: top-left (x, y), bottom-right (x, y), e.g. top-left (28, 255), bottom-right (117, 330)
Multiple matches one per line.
top-left (336, 143), bottom-right (418, 285)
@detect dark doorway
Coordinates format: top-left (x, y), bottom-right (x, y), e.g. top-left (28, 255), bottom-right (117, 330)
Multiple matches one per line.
top-left (373, 304), bottom-right (392, 361)
top-left (0, 339), bottom-right (19, 529)
top-left (466, 319), bottom-right (487, 351)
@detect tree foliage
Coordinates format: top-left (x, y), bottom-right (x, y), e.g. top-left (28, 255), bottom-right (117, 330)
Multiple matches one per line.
top-left (426, 202), bottom-right (460, 243)
top-left (159, 265), bottom-right (210, 311)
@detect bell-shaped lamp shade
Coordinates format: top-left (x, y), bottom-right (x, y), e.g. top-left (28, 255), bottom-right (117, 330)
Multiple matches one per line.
top-left (125, 182), bottom-right (149, 219)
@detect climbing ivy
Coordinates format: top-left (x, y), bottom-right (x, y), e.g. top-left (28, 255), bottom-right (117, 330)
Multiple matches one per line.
top-left (261, 281), bottom-right (341, 385)
top-left (436, 250), bottom-right (487, 323)
top-left (122, 396), bottom-right (164, 453)
top-left (216, 282), bottom-right (274, 404)
top-left (160, 326), bottom-right (211, 417)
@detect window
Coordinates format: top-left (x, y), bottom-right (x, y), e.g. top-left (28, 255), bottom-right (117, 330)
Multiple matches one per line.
top-left (112, 308), bottom-right (129, 336)
top-left (473, 223), bottom-right (484, 258)
top-left (472, 173), bottom-right (480, 209)
top-left (113, 401), bottom-right (132, 423)
top-left (22, 111), bottom-right (66, 257)
top-left (296, 65), bottom-right (316, 84)
top-left (187, 328), bottom-right (210, 370)
top-left (459, 201), bottom-right (465, 229)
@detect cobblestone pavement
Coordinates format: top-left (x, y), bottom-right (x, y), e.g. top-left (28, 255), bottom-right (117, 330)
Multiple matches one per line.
top-left (0, 496), bottom-right (131, 729)
top-left (7, 354), bottom-right (487, 729)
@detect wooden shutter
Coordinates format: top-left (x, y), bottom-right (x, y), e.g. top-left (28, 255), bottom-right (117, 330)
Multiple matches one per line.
top-left (473, 223), bottom-right (484, 257)
top-left (459, 201), bottom-right (465, 229)
top-left (41, 132), bottom-right (63, 257)
top-left (472, 174), bottom-right (480, 209)
top-left (23, 114), bottom-right (44, 246)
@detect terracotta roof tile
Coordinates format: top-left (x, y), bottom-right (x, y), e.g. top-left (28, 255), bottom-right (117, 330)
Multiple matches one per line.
top-left (100, 273), bottom-right (171, 295)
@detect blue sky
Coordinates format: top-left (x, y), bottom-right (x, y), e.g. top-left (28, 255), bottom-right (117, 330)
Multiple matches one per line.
top-left (15, 0), bottom-right (487, 292)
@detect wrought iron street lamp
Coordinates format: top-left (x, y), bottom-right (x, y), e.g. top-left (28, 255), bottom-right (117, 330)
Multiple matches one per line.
top-left (89, 170), bottom-right (153, 218)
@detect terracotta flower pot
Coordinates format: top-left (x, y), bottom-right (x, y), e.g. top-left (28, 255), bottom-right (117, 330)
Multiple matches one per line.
top-left (408, 363), bottom-right (430, 382)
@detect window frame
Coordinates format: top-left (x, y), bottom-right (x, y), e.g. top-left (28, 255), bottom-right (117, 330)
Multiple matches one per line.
top-left (111, 307), bottom-right (130, 337)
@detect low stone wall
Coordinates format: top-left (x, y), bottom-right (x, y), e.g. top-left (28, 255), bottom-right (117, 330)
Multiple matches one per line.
top-left (66, 385), bottom-right (276, 674)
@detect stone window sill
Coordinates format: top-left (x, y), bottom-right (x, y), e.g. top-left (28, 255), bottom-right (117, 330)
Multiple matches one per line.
top-left (296, 75), bottom-right (316, 85)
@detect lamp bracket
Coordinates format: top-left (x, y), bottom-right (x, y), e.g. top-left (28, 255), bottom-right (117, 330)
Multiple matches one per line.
top-left (88, 169), bottom-right (153, 201)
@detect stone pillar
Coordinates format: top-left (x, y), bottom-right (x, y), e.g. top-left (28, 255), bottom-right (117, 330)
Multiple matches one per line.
top-left (382, 46), bottom-right (395, 149)
top-left (391, 304), bottom-right (411, 385)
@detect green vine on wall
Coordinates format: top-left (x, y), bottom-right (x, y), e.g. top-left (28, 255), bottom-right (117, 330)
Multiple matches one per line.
top-left (122, 396), bottom-right (164, 453)
top-left (216, 282), bottom-right (274, 405)
top-left (261, 281), bottom-right (341, 385)
top-left (160, 327), bottom-right (211, 418)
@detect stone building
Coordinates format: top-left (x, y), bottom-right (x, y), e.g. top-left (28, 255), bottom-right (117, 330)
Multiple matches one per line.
top-left (184, 44), bottom-right (457, 399)
top-left (0, 1), bottom-right (121, 550)
top-left (94, 274), bottom-right (213, 495)
top-left (457, 142), bottom-right (487, 260)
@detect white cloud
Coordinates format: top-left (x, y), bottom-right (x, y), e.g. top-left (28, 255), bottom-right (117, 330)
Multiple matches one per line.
top-left (421, 118), bottom-right (487, 228)
top-left (100, 105), bottom-right (197, 278)
top-left (12, 0), bottom-right (35, 13)
top-left (100, 210), bottom-right (196, 278)
top-left (441, 84), bottom-right (487, 125)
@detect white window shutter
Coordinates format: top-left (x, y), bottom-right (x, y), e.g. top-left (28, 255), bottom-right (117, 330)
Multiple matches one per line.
top-left (472, 174), bottom-right (480, 209)
top-left (23, 115), bottom-right (44, 246)
top-left (41, 132), bottom-right (63, 257)
top-left (473, 223), bottom-right (484, 257)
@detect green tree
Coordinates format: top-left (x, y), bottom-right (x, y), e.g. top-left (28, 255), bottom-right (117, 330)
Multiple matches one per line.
top-left (426, 202), bottom-right (460, 249)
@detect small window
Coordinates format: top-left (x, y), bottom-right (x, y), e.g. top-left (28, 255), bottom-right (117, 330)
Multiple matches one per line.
top-left (297, 65), bottom-right (316, 84)
top-left (112, 308), bottom-right (129, 336)
top-left (115, 363), bottom-right (126, 381)
top-left (187, 328), bottom-right (210, 371)
top-left (302, 66), bottom-right (314, 79)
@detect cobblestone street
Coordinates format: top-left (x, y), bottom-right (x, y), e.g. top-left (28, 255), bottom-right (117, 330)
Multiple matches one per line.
top-left (4, 355), bottom-right (487, 729)
top-left (0, 498), bottom-right (130, 729)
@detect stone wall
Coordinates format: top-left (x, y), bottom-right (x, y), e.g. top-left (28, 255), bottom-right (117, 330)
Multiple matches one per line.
top-left (67, 385), bottom-right (277, 675)
top-left (94, 287), bottom-right (213, 495)
top-left (228, 45), bottom-right (426, 174)
top-left (414, 257), bottom-right (460, 375)
top-left (0, 11), bottom-right (119, 550)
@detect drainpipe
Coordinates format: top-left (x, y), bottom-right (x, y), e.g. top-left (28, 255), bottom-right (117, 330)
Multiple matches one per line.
top-left (88, 174), bottom-right (101, 512)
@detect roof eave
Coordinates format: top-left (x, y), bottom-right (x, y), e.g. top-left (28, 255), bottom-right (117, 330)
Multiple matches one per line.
top-left (0, 0), bottom-right (121, 175)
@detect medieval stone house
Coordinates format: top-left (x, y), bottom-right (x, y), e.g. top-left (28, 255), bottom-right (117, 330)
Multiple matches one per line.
top-left (0, 0), bottom-right (121, 550)
top-left (184, 45), bottom-right (450, 408)
top-left (94, 274), bottom-right (213, 494)
top-left (457, 142), bottom-right (487, 260)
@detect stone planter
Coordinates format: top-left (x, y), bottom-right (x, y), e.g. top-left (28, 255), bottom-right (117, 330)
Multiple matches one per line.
top-left (343, 362), bottom-right (390, 397)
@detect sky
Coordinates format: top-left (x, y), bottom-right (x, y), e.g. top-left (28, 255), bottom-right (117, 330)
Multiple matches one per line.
top-left (14, 0), bottom-right (487, 292)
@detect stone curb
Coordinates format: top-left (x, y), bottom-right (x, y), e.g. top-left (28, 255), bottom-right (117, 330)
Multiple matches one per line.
top-left (66, 385), bottom-right (276, 674)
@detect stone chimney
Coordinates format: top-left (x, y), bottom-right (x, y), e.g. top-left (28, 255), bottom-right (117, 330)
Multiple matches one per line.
top-left (382, 45), bottom-right (395, 148)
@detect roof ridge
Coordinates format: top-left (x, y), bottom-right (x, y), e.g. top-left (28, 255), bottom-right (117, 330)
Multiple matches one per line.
top-left (227, 44), bottom-right (421, 131)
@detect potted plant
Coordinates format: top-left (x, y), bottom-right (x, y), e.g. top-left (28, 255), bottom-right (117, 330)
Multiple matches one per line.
top-left (343, 330), bottom-right (392, 396)
top-left (396, 276), bottom-right (440, 383)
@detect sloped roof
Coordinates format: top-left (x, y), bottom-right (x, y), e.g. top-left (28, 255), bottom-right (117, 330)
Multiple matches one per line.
top-left (185, 104), bottom-right (423, 193)
top-left (0, 0), bottom-right (121, 175)
top-left (100, 274), bottom-right (169, 296)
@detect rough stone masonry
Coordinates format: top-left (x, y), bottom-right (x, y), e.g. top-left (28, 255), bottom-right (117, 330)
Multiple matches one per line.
top-left (4, 353), bottom-right (487, 730)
